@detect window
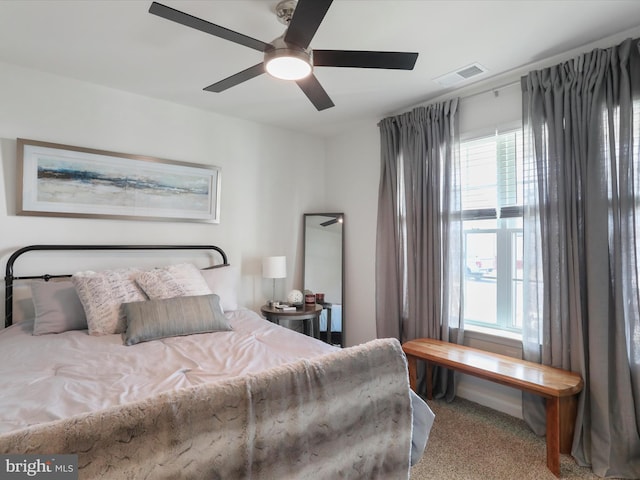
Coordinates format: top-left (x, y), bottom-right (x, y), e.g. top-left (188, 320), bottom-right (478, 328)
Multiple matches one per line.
top-left (461, 129), bottom-right (523, 335)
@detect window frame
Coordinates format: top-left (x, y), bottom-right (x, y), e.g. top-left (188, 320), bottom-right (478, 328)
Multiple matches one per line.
top-left (460, 123), bottom-right (523, 338)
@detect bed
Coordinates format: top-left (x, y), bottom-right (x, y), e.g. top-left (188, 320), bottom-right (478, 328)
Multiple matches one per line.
top-left (0, 245), bottom-right (433, 479)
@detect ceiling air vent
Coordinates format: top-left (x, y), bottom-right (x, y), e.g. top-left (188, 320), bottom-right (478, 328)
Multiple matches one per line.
top-left (433, 63), bottom-right (488, 87)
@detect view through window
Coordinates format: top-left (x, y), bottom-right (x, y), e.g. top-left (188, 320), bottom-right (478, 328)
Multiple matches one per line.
top-left (461, 129), bottom-right (523, 335)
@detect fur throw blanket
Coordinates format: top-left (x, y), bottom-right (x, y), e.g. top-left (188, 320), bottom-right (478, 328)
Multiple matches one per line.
top-left (0, 338), bottom-right (414, 479)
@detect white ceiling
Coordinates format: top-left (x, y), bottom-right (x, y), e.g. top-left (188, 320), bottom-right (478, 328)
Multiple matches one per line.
top-left (1, 0), bottom-right (640, 137)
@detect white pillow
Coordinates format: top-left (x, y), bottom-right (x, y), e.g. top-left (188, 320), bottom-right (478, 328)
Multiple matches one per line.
top-left (135, 263), bottom-right (212, 300)
top-left (200, 265), bottom-right (240, 311)
top-left (72, 268), bottom-right (147, 336)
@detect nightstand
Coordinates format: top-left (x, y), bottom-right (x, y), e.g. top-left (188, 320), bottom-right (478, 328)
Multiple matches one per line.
top-left (260, 304), bottom-right (323, 339)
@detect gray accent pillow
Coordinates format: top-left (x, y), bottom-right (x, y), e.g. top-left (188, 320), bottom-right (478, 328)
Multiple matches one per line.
top-left (123, 294), bottom-right (231, 346)
top-left (31, 279), bottom-right (87, 335)
top-left (72, 268), bottom-right (147, 336)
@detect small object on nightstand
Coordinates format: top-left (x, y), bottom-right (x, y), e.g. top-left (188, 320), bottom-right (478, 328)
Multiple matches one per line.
top-left (287, 289), bottom-right (303, 305)
top-left (276, 304), bottom-right (297, 311)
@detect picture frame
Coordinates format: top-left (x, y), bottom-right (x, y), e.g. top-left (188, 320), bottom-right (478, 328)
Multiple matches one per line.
top-left (17, 138), bottom-right (221, 223)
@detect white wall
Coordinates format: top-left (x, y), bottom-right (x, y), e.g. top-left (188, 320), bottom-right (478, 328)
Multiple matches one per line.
top-left (325, 122), bottom-right (380, 347)
top-left (0, 62), bottom-right (326, 322)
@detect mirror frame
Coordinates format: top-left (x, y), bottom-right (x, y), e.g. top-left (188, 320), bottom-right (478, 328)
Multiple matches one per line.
top-left (302, 213), bottom-right (345, 347)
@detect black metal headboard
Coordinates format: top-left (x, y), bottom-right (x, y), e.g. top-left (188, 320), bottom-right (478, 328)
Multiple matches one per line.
top-left (4, 244), bottom-right (229, 328)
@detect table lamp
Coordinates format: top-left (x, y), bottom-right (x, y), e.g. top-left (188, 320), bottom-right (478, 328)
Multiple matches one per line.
top-left (262, 256), bottom-right (286, 302)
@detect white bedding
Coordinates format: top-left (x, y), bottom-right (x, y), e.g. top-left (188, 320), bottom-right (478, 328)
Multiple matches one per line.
top-left (0, 308), bottom-right (336, 434)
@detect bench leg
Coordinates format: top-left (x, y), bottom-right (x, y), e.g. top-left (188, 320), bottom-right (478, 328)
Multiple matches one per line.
top-left (405, 356), bottom-right (434, 400)
top-left (546, 397), bottom-right (561, 477)
top-left (558, 395), bottom-right (578, 454)
top-left (545, 395), bottom-right (578, 477)
top-left (407, 355), bottom-right (417, 391)
top-left (547, 395), bottom-right (578, 477)
top-left (426, 362), bottom-right (434, 400)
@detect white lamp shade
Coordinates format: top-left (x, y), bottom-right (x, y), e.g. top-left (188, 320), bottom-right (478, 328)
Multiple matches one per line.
top-left (262, 256), bottom-right (287, 279)
top-left (265, 55), bottom-right (312, 80)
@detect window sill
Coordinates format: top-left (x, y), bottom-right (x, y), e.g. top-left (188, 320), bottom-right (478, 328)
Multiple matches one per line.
top-left (463, 324), bottom-right (523, 352)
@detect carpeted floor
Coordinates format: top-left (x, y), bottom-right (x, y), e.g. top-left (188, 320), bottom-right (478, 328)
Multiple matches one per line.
top-left (410, 397), bottom-right (603, 480)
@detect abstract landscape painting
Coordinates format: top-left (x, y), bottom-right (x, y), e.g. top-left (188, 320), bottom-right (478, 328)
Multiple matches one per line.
top-left (18, 139), bottom-right (221, 222)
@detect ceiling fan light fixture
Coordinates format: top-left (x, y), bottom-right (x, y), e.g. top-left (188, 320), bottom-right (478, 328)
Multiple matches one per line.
top-left (264, 47), bottom-right (312, 80)
top-left (150, 0), bottom-right (420, 110)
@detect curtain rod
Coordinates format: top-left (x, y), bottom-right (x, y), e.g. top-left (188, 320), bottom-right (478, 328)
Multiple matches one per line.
top-left (460, 79), bottom-right (521, 101)
top-left (393, 78), bottom-right (522, 117)
top-left (397, 26), bottom-right (640, 116)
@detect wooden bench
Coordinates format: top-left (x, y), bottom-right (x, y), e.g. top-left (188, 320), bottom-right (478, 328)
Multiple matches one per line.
top-left (402, 338), bottom-right (583, 477)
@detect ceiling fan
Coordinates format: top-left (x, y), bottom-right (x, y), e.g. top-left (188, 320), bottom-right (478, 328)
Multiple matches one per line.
top-left (149, 0), bottom-right (419, 111)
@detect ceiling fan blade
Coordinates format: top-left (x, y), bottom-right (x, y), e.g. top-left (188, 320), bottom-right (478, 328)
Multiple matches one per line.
top-left (284, 0), bottom-right (333, 49)
top-left (204, 63), bottom-right (265, 92)
top-left (296, 74), bottom-right (334, 111)
top-left (313, 50), bottom-right (418, 70)
top-left (149, 2), bottom-right (269, 52)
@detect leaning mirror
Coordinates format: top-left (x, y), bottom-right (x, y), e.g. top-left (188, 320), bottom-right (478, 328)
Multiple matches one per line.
top-left (303, 213), bottom-right (344, 346)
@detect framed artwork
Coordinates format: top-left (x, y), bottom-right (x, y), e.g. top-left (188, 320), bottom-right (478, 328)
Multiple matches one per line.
top-left (17, 138), bottom-right (221, 223)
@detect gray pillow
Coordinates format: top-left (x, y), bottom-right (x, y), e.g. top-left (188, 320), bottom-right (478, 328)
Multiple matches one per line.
top-left (31, 279), bottom-right (87, 335)
top-left (123, 294), bottom-right (231, 346)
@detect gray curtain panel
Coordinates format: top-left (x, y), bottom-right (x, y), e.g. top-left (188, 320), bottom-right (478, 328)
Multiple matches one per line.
top-left (376, 100), bottom-right (463, 398)
top-left (522, 37), bottom-right (640, 478)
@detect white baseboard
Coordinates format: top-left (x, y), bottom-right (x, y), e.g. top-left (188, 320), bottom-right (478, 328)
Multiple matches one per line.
top-left (456, 373), bottom-right (523, 419)
top-left (453, 328), bottom-right (524, 419)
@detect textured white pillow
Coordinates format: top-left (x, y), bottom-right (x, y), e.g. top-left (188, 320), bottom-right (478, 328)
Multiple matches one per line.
top-left (72, 268), bottom-right (147, 336)
top-left (135, 263), bottom-right (212, 300)
top-left (200, 265), bottom-right (240, 311)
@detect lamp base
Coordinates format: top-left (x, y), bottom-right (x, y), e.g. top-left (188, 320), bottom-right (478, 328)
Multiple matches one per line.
top-left (272, 278), bottom-right (277, 303)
